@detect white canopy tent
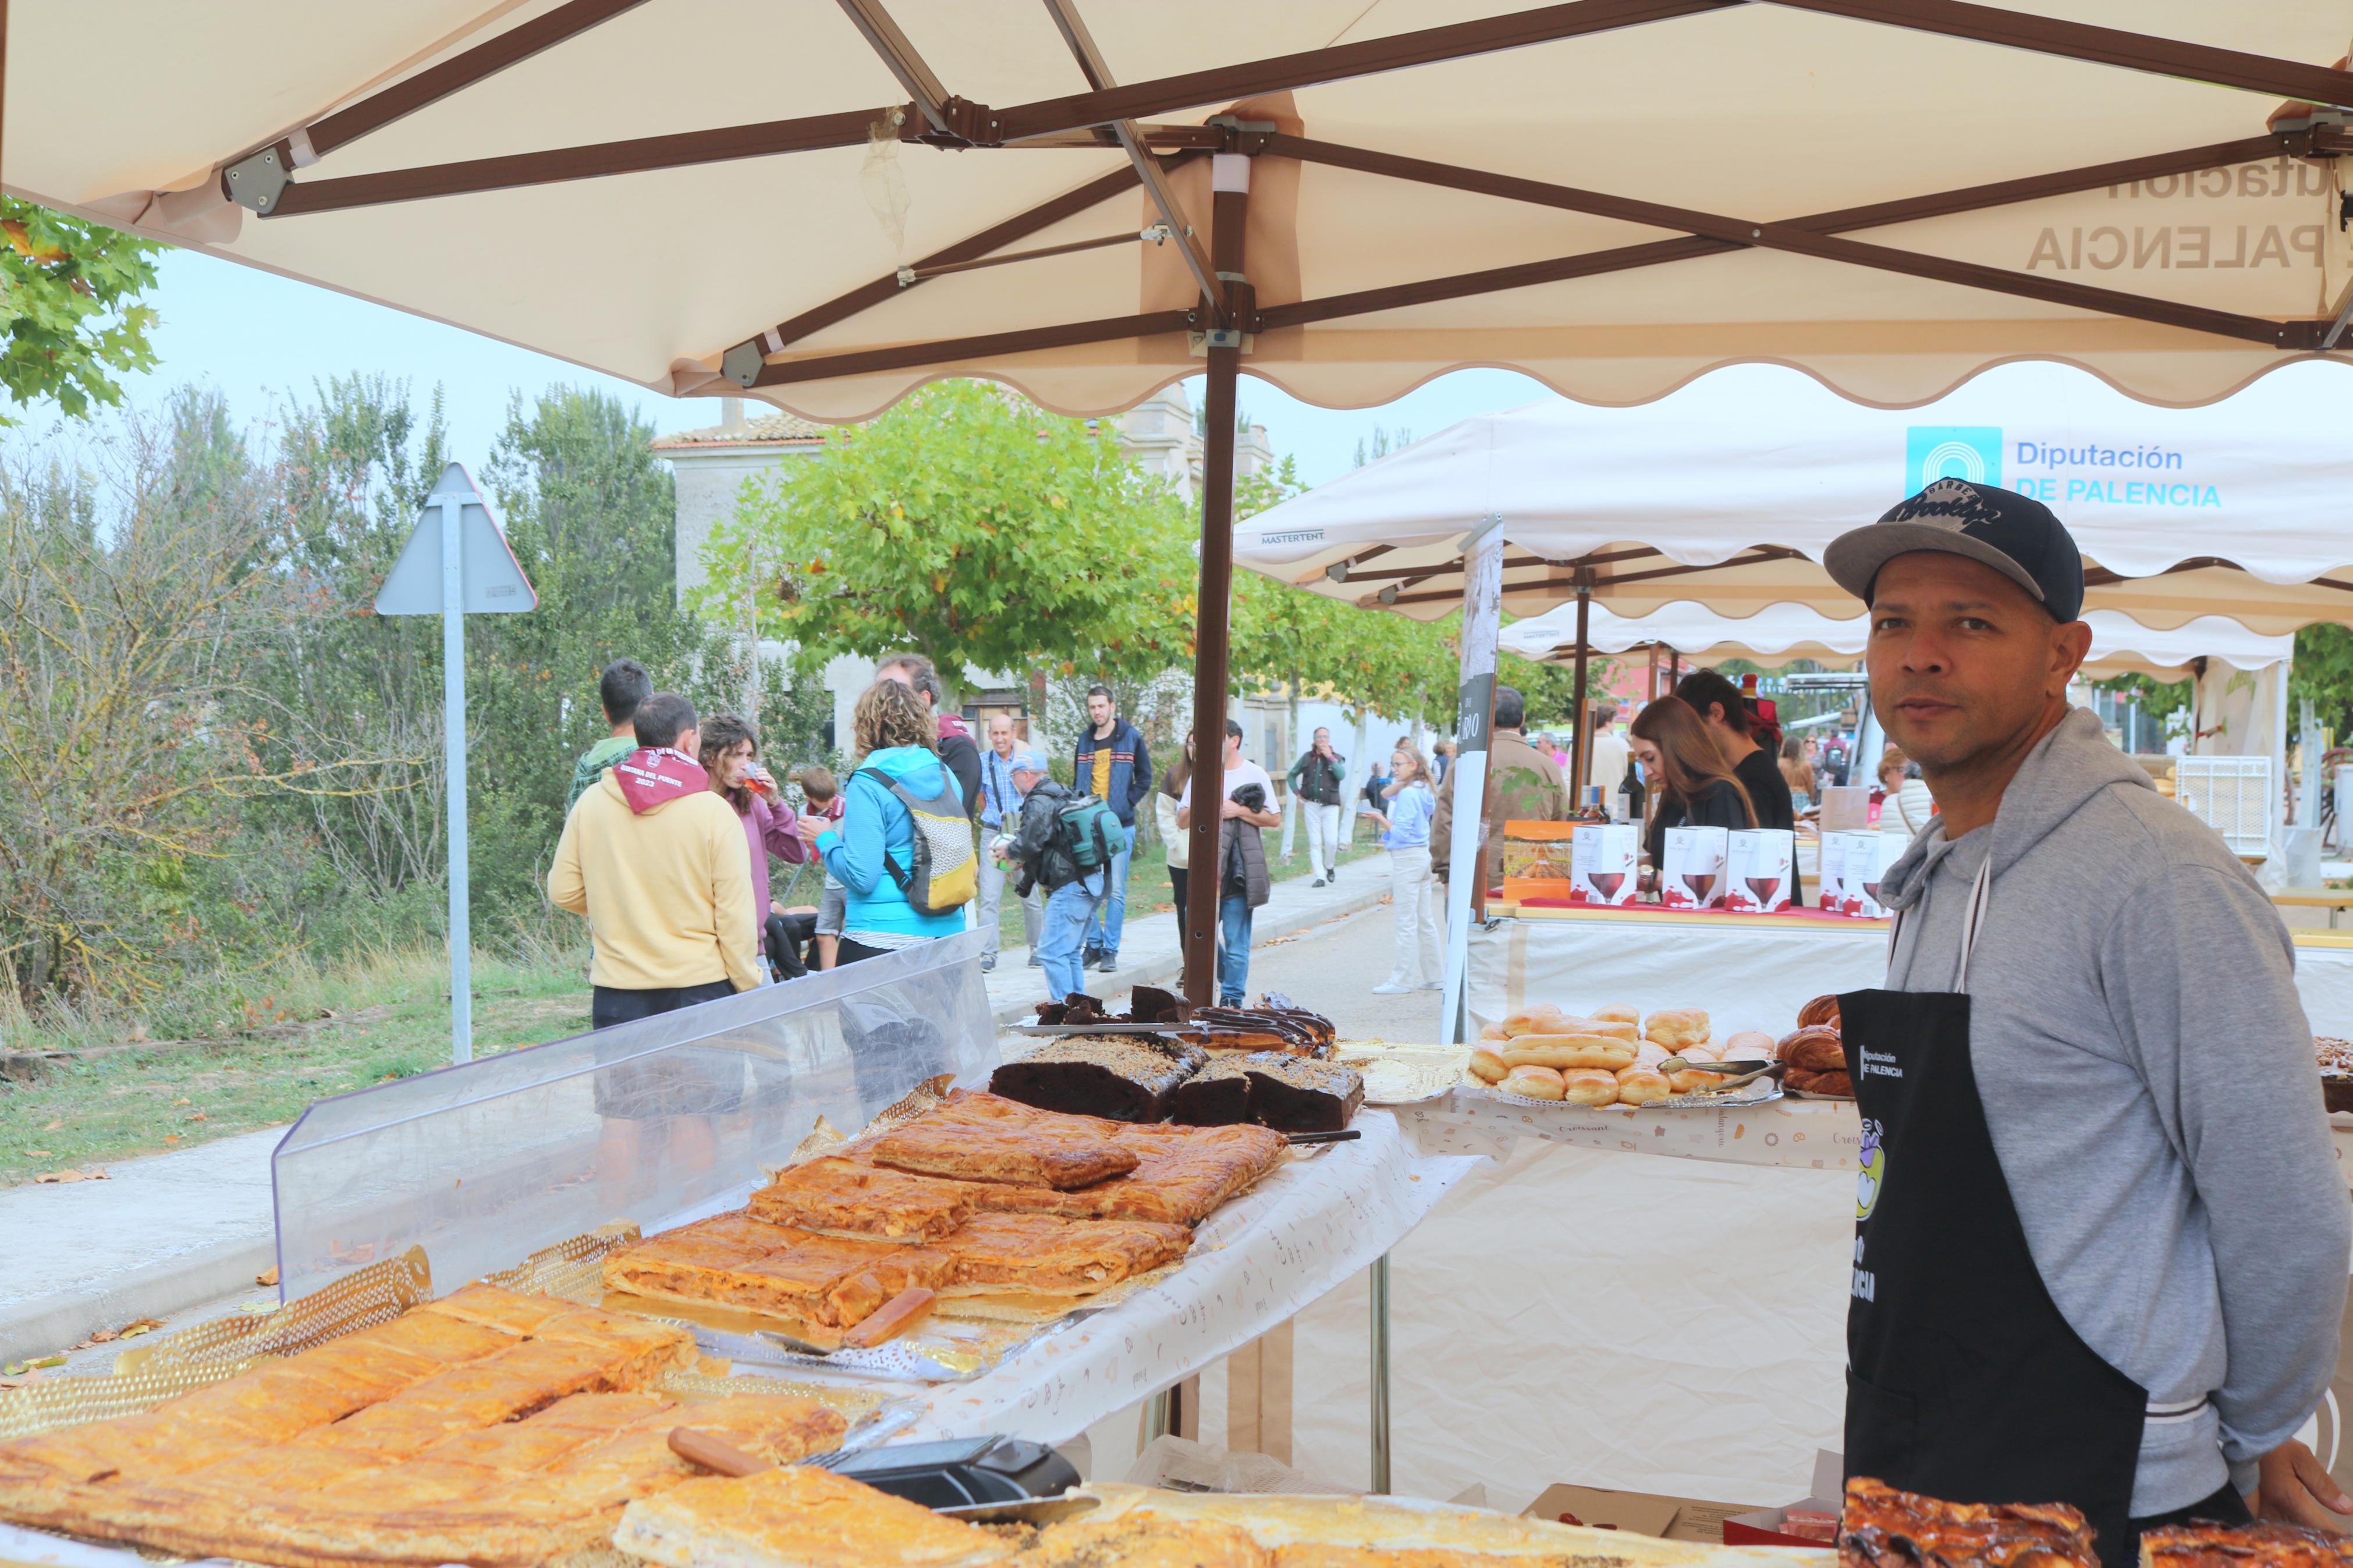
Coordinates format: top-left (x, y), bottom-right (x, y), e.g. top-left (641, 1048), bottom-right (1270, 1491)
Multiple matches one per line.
top-left (1499, 599), bottom-right (2297, 681)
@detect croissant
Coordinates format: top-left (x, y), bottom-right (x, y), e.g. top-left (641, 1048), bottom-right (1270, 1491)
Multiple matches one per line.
top-left (1796, 994), bottom-right (1842, 1030)
top-left (1777, 1025), bottom-right (1848, 1074)
top-left (1789, 1068), bottom-right (1853, 1097)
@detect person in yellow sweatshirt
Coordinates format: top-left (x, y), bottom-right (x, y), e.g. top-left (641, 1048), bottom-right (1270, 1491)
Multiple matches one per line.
top-left (549, 691), bottom-right (764, 1027)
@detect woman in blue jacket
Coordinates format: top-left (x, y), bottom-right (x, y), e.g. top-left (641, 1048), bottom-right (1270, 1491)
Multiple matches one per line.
top-left (811, 680), bottom-right (966, 963)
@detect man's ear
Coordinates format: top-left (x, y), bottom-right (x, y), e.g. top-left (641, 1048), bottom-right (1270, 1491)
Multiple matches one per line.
top-left (2051, 620), bottom-right (2095, 693)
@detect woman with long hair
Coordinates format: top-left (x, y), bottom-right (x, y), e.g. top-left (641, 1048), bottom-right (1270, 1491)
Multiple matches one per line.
top-left (697, 713), bottom-right (807, 977)
top-left (1365, 743), bottom-right (1442, 995)
top-left (1779, 732), bottom-right (1819, 809)
top-left (1155, 735), bottom-right (1197, 936)
top-left (807, 679), bottom-right (961, 964)
top-left (1630, 696), bottom-right (1757, 873)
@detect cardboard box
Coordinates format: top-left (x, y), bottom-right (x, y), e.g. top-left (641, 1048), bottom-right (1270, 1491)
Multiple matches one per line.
top-left (1522, 1485), bottom-right (1774, 1546)
top-left (1659, 826), bottom-right (1729, 909)
top-left (1571, 823), bottom-right (1640, 905)
top-left (1726, 829), bottom-right (1797, 912)
top-left (1819, 785), bottom-right (1872, 831)
top-left (1817, 831), bottom-right (1847, 912)
top-left (1722, 1450), bottom-right (1844, 1549)
top-left (1825, 831), bottom-right (1901, 918)
top-left (1499, 820), bottom-right (1579, 902)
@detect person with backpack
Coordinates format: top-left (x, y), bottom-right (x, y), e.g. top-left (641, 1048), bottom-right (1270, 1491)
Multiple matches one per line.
top-left (1176, 719), bottom-right (1283, 1005)
top-left (1018, 767), bottom-right (1126, 1002)
top-left (808, 680), bottom-right (974, 965)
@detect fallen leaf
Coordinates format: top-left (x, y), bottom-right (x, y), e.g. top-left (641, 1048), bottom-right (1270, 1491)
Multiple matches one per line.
top-left (255, 1267), bottom-right (278, 1287)
top-left (41, 1119), bottom-right (60, 1130)
top-left (185, 1112), bottom-right (207, 1122)
top-left (22, 1355), bottom-right (64, 1370)
top-left (23, 1149), bottom-right (52, 1158)
top-left (34, 1169), bottom-right (87, 1183)
top-left (0, 1374), bottom-right (35, 1389)
top-left (171, 1097), bottom-right (190, 1106)
top-left (118, 1319), bottom-right (161, 1338)
top-left (162, 1135), bottom-right (180, 1145)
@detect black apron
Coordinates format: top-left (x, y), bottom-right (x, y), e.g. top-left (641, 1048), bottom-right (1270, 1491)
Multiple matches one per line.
top-left (1843, 858), bottom-right (2153, 1568)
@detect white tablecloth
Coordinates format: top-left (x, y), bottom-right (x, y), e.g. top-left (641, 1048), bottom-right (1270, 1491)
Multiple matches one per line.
top-left (904, 1109), bottom-right (1478, 1445)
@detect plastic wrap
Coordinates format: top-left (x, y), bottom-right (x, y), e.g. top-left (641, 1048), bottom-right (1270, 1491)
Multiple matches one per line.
top-left (271, 932), bottom-right (998, 1300)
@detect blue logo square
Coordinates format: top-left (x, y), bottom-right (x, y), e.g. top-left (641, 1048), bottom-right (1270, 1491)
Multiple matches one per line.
top-left (1906, 426), bottom-right (2003, 492)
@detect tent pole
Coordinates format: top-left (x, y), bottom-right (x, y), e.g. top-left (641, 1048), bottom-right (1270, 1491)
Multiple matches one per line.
top-left (1437, 517), bottom-right (1504, 1045)
top-left (1183, 154), bottom-right (1250, 1007)
top-left (1569, 581), bottom-right (1592, 800)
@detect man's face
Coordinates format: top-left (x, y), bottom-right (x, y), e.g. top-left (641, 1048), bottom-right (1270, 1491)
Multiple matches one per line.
top-left (1012, 766), bottom-right (1044, 795)
top-left (1223, 734), bottom-right (1243, 765)
top-left (1313, 728), bottom-right (1332, 753)
top-left (879, 664), bottom-right (932, 709)
top-left (1087, 692), bottom-right (1114, 727)
top-left (1866, 552), bottom-right (2088, 772)
top-left (988, 716), bottom-right (1015, 756)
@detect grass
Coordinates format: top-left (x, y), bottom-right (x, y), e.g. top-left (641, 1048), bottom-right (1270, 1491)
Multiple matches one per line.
top-left (0, 825), bottom-right (1393, 1189)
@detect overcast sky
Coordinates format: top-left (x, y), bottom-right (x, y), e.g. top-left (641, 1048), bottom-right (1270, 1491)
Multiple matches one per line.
top-left (31, 243), bottom-right (1548, 488)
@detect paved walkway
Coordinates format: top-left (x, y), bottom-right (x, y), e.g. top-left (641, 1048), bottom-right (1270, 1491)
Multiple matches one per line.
top-left (0, 859), bottom-right (1396, 1362)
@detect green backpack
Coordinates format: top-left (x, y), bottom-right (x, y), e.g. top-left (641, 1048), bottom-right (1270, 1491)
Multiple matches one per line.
top-left (1056, 794), bottom-right (1122, 876)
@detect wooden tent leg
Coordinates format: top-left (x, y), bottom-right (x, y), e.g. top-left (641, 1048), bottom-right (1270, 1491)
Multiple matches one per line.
top-left (1568, 583), bottom-right (1592, 801)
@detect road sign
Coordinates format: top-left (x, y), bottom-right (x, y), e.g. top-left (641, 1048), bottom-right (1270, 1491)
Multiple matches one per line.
top-left (376, 463), bottom-right (535, 1065)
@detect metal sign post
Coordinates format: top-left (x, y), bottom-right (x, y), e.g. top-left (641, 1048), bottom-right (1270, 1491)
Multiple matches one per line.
top-left (374, 463), bottom-right (536, 1063)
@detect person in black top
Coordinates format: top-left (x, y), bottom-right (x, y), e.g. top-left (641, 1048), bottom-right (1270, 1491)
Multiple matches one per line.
top-left (1673, 669), bottom-right (1795, 834)
top-left (1630, 695), bottom-right (1756, 873)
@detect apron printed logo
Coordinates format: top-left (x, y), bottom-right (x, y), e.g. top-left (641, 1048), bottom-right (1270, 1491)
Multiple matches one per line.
top-left (1861, 1047), bottom-right (1904, 1080)
top-left (1856, 1116), bottom-right (1886, 1221)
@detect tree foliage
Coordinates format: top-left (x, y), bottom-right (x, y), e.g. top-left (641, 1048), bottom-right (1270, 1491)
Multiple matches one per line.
top-left (1, 200), bottom-right (164, 424)
top-left (708, 381), bottom-right (1195, 687)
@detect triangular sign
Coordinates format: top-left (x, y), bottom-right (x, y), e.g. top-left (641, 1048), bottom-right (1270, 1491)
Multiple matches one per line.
top-left (374, 462), bottom-right (537, 616)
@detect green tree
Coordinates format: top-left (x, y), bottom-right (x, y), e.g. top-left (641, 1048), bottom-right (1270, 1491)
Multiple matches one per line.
top-left (1, 200), bottom-right (164, 423)
top-left (704, 381), bottom-right (1195, 688)
top-left (2290, 625), bottom-right (2353, 748)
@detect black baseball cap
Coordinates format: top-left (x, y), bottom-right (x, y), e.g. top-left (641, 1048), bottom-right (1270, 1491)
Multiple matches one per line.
top-left (1824, 478), bottom-right (2085, 622)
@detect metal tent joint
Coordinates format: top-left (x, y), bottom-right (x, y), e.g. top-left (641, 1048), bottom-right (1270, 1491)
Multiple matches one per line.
top-left (221, 145), bottom-right (293, 214)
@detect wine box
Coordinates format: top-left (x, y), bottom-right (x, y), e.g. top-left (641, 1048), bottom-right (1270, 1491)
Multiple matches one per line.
top-left (1725, 829), bottom-right (1796, 912)
top-left (1825, 830), bottom-right (1901, 917)
top-left (1659, 826), bottom-right (1729, 910)
top-left (1817, 831), bottom-right (1846, 912)
top-left (1570, 823), bottom-right (1640, 905)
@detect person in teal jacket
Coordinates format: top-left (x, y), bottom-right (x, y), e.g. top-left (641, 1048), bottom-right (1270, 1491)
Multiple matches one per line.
top-left (809, 680), bottom-right (966, 963)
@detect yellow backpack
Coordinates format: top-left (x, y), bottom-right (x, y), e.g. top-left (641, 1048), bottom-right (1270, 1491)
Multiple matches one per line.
top-left (854, 767), bottom-right (978, 915)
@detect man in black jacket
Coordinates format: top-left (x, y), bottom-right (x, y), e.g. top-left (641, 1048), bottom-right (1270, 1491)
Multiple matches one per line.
top-left (1287, 727), bottom-right (1348, 887)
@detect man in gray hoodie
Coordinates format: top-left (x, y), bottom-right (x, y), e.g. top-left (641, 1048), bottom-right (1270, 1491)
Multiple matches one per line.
top-left (1823, 478), bottom-right (2350, 1562)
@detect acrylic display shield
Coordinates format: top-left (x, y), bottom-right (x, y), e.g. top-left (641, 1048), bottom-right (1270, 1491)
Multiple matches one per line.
top-left (270, 931), bottom-right (998, 1301)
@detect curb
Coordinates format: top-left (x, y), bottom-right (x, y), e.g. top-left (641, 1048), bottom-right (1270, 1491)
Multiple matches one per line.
top-left (988, 880), bottom-right (1389, 1024)
top-left (0, 1236), bottom-right (277, 1366)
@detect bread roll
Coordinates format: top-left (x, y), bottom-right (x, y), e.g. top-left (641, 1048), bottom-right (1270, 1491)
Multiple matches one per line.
top-left (1667, 1065), bottom-right (1729, 1093)
top-left (1559, 1068), bottom-right (1620, 1107)
top-left (1797, 994), bottom-right (1843, 1030)
top-left (1501, 1036), bottom-right (1637, 1071)
top-left (1499, 1064), bottom-right (1566, 1100)
top-left (1592, 1004), bottom-right (1639, 1025)
top-left (1502, 1006), bottom-right (1567, 1038)
top-left (1723, 1029), bottom-right (1777, 1059)
top-left (1480, 1021), bottom-right (1511, 1041)
top-left (1557, 1016), bottom-right (1640, 1043)
top-left (1614, 1065), bottom-right (1673, 1106)
top-left (1468, 1047), bottom-right (1509, 1084)
top-left (1673, 1040), bottom-right (1719, 1062)
top-left (1777, 1025), bottom-right (1847, 1074)
top-left (1632, 1041), bottom-right (1671, 1071)
top-left (1642, 1007), bottom-right (1710, 1050)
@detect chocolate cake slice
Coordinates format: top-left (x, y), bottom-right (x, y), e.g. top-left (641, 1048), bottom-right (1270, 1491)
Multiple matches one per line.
top-left (988, 1036), bottom-right (1206, 1122)
top-left (1241, 1055), bottom-right (1362, 1132)
top-left (1123, 985), bottom-right (1192, 1025)
top-left (1169, 1057), bottom-right (1256, 1126)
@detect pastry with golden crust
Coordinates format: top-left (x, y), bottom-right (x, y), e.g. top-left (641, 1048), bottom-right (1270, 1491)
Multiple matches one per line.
top-left (410, 1281), bottom-right (579, 1338)
top-left (617, 1463), bottom-right (1009, 1568)
top-left (868, 1119), bottom-right (1141, 1189)
top-left (1012, 1516), bottom-right (1268, 1568)
top-left (974, 1121), bottom-right (1284, 1227)
top-left (1276, 1549), bottom-right (1587, 1568)
top-left (939, 1211), bottom-right (1191, 1295)
top-left (1839, 1476), bottom-right (2098, 1568)
top-left (603, 1214), bottom-right (954, 1328)
top-left (747, 1155), bottom-right (979, 1240)
top-left (2142, 1521), bottom-right (2353, 1568)
top-left (1642, 1007), bottom-right (1710, 1050)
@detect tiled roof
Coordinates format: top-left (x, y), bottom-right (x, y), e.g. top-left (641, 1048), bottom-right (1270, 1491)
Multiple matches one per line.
top-left (651, 411), bottom-right (831, 448)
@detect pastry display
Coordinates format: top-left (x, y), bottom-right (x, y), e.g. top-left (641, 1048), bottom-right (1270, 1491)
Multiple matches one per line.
top-left (1722, 1029), bottom-right (1777, 1059)
top-left (868, 1120), bottom-right (1141, 1190)
top-left (1171, 1054), bottom-right (1363, 1132)
top-left (1839, 1477), bottom-right (2098, 1568)
top-left (1779, 1024), bottom-right (1852, 1097)
top-left (1613, 1065), bottom-right (1673, 1105)
top-left (1559, 1068), bottom-right (1620, 1106)
top-left (1592, 1003), bottom-right (1639, 1025)
top-left (1467, 1047), bottom-right (1509, 1084)
top-left (616, 1464), bottom-right (1010, 1568)
top-left (2143, 1521), bottom-right (2353, 1568)
top-left (1032, 987), bottom-right (1193, 1027)
top-left (1798, 994), bottom-right (1843, 1030)
top-left (988, 1036), bottom-right (1207, 1122)
top-left (746, 1157), bottom-right (979, 1242)
top-left (936, 1211), bottom-right (1191, 1295)
top-left (1014, 1516), bottom-right (1271, 1568)
top-left (0, 1286), bottom-right (843, 1568)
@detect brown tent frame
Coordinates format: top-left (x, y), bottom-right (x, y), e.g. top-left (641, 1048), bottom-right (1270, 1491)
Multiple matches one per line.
top-left (134, 0), bottom-right (2353, 1002)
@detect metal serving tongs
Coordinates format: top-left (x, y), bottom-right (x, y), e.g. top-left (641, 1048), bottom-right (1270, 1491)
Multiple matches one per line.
top-left (1654, 1058), bottom-right (1786, 1093)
